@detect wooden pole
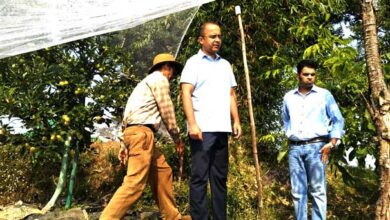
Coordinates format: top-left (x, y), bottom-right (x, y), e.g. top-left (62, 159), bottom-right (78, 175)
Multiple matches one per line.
top-left (235, 5), bottom-right (263, 218)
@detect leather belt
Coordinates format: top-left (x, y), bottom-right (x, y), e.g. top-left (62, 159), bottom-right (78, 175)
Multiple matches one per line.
top-left (288, 137), bottom-right (328, 146)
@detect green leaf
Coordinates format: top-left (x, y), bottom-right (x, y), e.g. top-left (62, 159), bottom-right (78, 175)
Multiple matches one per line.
top-left (385, 53), bottom-right (390, 60)
top-left (277, 149), bottom-right (288, 163)
top-left (325, 13), bottom-right (331, 21)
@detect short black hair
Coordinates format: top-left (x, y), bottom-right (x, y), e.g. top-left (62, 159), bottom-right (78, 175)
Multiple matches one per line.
top-left (199, 21), bottom-right (221, 37)
top-left (297, 59), bottom-right (318, 74)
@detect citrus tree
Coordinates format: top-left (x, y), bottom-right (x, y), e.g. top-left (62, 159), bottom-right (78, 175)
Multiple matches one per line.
top-left (0, 35), bottom-right (134, 158)
top-left (0, 9), bottom-right (198, 208)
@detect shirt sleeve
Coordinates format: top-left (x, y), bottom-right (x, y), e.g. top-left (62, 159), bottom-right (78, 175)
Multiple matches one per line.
top-left (148, 77), bottom-right (180, 144)
top-left (228, 63), bottom-right (237, 87)
top-left (281, 97), bottom-right (290, 134)
top-left (180, 59), bottom-right (197, 85)
top-left (325, 92), bottom-right (345, 139)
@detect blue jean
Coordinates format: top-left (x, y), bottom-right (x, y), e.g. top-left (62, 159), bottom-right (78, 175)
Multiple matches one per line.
top-left (288, 142), bottom-right (327, 220)
top-left (189, 132), bottom-right (229, 220)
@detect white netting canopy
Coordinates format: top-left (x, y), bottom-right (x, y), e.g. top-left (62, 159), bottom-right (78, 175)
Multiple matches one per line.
top-left (0, 0), bottom-right (213, 135)
top-left (0, 0), bottom-right (213, 59)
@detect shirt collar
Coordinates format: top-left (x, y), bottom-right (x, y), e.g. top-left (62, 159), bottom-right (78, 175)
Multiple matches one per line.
top-left (150, 70), bottom-right (166, 79)
top-left (197, 49), bottom-right (221, 61)
top-left (151, 70), bottom-right (162, 75)
top-left (293, 85), bottom-right (319, 95)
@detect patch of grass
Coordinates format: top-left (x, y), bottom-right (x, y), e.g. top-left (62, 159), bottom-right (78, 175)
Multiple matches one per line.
top-left (0, 141), bottom-right (378, 219)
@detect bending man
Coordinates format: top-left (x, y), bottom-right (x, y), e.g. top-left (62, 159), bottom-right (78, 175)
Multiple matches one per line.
top-left (100, 53), bottom-right (190, 220)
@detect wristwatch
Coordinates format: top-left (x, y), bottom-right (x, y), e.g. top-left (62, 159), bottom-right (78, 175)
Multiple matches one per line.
top-left (329, 139), bottom-right (341, 149)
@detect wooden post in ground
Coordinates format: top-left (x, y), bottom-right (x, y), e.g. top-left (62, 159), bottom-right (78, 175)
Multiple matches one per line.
top-left (235, 5), bottom-right (263, 218)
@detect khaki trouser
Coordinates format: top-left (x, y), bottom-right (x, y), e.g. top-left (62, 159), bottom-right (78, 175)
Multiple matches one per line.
top-left (100, 125), bottom-right (181, 220)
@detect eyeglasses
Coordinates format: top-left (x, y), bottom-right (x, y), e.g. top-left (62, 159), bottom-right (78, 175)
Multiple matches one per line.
top-left (302, 73), bottom-right (316, 77)
top-left (202, 34), bottom-right (222, 39)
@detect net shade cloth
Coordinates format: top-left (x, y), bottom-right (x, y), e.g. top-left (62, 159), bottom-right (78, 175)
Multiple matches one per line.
top-left (0, 0), bottom-right (213, 59)
top-left (115, 6), bottom-right (199, 75)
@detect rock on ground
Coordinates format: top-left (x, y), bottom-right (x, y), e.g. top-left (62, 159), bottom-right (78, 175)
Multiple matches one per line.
top-left (0, 201), bottom-right (160, 220)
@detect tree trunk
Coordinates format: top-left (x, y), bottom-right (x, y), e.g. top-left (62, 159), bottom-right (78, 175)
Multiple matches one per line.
top-left (41, 136), bottom-right (72, 213)
top-left (361, 1), bottom-right (390, 219)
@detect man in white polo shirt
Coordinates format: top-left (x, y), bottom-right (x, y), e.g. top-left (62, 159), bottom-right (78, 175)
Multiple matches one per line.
top-left (180, 21), bottom-right (241, 220)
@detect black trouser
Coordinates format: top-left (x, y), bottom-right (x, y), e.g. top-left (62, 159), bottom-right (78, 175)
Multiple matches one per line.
top-left (189, 132), bottom-right (229, 220)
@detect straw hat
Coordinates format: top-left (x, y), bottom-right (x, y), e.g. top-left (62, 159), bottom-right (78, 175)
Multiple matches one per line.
top-left (148, 53), bottom-right (183, 75)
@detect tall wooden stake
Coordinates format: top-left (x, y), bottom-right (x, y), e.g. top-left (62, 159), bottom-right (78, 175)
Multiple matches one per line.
top-left (235, 5), bottom-right (263, 218)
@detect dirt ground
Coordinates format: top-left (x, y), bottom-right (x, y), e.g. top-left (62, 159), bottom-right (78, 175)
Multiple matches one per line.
top-left (0, 200), bottom-right (160, 220)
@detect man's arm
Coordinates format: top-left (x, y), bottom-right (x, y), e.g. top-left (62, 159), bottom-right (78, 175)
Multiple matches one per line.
top-left (181, 83), bottom-right (202, 140)
top-left (149, 78), bottom-right (185, 161)
top-left (149, 78), bottom-right (181, 144)
top-left (281, 98), bottom-right (290, 133)
top-left (326, 92), bottom-right (345, 139)
top-left (320, 92), bottom-right (345, 163)
top-left (230, 88), bottom-right (241, 138)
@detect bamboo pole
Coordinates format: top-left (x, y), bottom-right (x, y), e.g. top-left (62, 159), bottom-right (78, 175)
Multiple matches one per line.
top-left (235, 5), bottom-right (263, 218)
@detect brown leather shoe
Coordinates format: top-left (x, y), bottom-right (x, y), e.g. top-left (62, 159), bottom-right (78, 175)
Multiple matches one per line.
top-left (180, 215), bottom-right (192, 220)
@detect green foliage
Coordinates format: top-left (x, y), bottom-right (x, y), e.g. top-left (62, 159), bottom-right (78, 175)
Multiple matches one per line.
top-left (0, 143), bottom-right (61, 205)
top-left (0, 36), bottom-right (137, 161)
top-left (180, 0), bottom-right (378, 169)
top-left (0, 7), bottom-right (198, 162)
top-left (377, 0), bottom-right (390, 55)
top-left (327, 165), bottom-right (377, 219)
top-left (0, 0), bottom-right (386, 218)
top-left (177, 0), bottom-right (381, 218)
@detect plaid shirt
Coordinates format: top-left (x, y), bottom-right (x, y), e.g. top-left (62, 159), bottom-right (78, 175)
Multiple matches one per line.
top-left (122, 71), bottom-right (180, 144)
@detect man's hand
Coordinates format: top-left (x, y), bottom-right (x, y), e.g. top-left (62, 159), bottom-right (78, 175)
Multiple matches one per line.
top-left (232, 122), bottom-right (242, 139)
top-left (118, 142), bottom-right (128, 166)
top-left (189, 124), bottom-right (203, 141)
top-left (319, 142), bottom-right (333, 164)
